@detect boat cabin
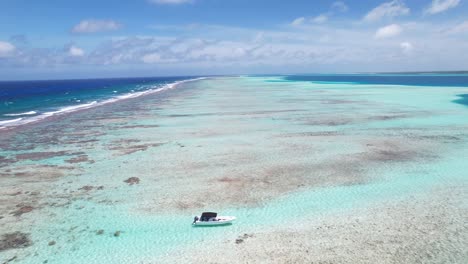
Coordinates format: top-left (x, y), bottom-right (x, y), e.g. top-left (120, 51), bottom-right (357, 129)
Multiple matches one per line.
top-left (200, 212), bottom-right (217, 221)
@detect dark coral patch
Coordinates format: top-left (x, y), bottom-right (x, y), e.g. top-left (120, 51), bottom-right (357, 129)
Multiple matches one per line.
top-left (109, 141), bottom-right (165, 155)
top-left (0, 232), bottom-right (32, 251)
top-left (79, 185), bottom-right (94, 191)
top-left (0, 155), bottom-right (16, 167)
top-left (11, 205), bottom-right (34, 216)
top-left (78, 185), bottom-right (104, 191)
top-left (124, 177), bottom-right (140, 185)
top-left (65, 155), bottom-right (95, 164)
top-left (15, 151), bottom-right (68, 161)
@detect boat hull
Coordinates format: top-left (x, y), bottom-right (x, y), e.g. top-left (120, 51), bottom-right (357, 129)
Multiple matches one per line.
top-left (192, 216), bottom-right (236, 226)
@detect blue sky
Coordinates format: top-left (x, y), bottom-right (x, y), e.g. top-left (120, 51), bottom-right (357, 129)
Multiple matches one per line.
top-left (0, 0), bottom-right (467, 80)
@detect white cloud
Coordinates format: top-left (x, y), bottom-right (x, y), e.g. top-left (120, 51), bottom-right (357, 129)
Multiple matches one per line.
top-left (312, 14), bottom-right (328, 24)
top-left (424, 0), bottom-right (460, 14)
top-left (364, 0), bottom-right (410, 22)
top-left (375, 24), bottom-right (403, 38)
top-left (253, 32), bottom-right (265, 43)
top-left (69, 46), bottom-right (85, 57)
top-left (3, 21), bottom-right (468, 74)
top-left (186, 41), bottom-right (250, 61)
top-left (447, 20), bottom-right (468, 34)
top-left (148, 0), bottom-right (192, 4)
top-left (290, 2), bottom-right (346, 27)
top-left (331, 1), bottom-right (349, 12)
top-left (142, 53), bottom-right (162, 63)
top-left (291, 17), bottom-right (306, 26)
top-left (0, 41), bottom-right (16, 57)
top-left (400, 42), bottom-right (413, 54)
top-left (72, 19), bottom-right (121, 33)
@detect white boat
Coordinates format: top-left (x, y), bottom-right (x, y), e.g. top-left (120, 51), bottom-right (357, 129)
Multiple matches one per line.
top-left (192, 212), bottom-right (236, 226)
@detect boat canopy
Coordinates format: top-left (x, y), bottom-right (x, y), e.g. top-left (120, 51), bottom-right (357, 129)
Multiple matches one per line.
top-left (200, 212), bottom-right (217, 221)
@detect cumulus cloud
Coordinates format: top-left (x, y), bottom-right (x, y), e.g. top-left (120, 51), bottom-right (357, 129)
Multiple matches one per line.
top-left (331, 1), bottom-right (348, 12)
top-left (148, 0), bottom-right (192, 4)
top-left (0, 41), bottom-right (16, 57)
top-left (142, 52), bottom-right (179, 64)
top-left (289, 2), bottom-right (347, 27)
top-left (69, 46), bottom-right (85, 57)
top-left (291, 17), bottom-right (306, 26)
top-left (312, 14), bottom-right (328, 24)
top-left (400, 42), bottom-right (413, 54)
top-left (375, 24), bottom-right (403, 38)
top-left (72, 19), bottom-right (121, 33)
top-left (424, 0), bottom-right (460, 15)
top-left (364, 0), bottom-right (410, 22)
top-left (447, 20), bottom-right (468, 34)
top-left (142, 53), bottom-right (161, 63)
top-left (3, 21), bottom-right (468, 74)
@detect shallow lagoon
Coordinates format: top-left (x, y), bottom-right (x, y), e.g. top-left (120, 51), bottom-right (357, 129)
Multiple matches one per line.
top-left (1, 76), bottom-right (467, 263)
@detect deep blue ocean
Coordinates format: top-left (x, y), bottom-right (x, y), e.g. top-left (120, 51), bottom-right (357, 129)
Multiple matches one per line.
top-left (283, 74), bottom-right (468, 87)
top-left (282, 74), bottom-right (468, 108)
top-left (0, 76), bottom-right (194, 127)
top-left (1, 74), bottom-right (467, 128)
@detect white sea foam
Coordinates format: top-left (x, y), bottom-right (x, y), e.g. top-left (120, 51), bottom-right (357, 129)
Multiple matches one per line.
top-left (44, 101), bottom-right (98, 117)
top-left (4, 111), bottom-right (37, 116)
top-left (0, 77), bottom-right (205, 130)
top-left (0, 118), bottom-right (23, 125)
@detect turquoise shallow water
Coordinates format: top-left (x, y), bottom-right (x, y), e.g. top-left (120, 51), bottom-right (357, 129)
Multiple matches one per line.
top-left (1, 76), bottom-right (468, 263)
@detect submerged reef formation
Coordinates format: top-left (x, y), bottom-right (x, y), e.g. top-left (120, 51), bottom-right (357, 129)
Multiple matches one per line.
top-left (124, 177), bottom-right (140, 185)
top-left (11, 205), bottom-right (34, 217)
top-left (0, 232), bottom-right (32, 252)
top-left (0, 77), bottom-right (467, 263)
